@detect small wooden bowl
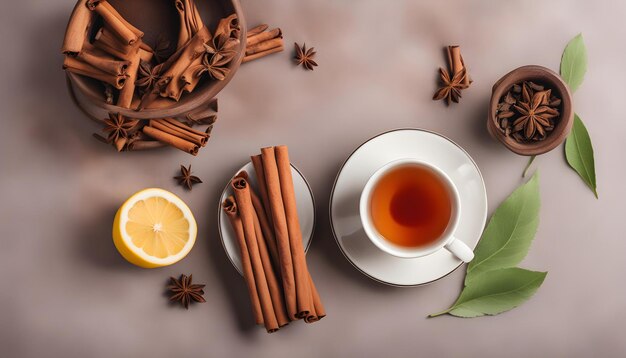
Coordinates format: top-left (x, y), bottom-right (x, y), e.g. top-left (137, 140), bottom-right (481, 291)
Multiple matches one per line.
top-left (487, 65), bottom-right (574, 156)
top-left (66, 0), bottom-right (246, 122)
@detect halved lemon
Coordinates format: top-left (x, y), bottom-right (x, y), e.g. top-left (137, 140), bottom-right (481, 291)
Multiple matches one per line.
top-left (113, 188), bottom-right (197, 268)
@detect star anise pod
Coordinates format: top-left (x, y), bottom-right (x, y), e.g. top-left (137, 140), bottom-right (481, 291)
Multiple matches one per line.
top-left (167, 274), bottom-right (206, 309)
top-left (203, 34), bottom-right (237, 64)
top-left (174, 164), bottom-right (202, 190)
top-left (496, 81), bottom-right (562, 142)
top-left (294, 42), bottom-right (318, 70)
top-left (192, 53), bottom-right (230, 81)
top-left (433, 68), bottom-right (469, 105)
top-left (102, 113), bottom-right (140, 143)
top-left (512, 85), bottom-right (559, 139)
top-left (135, 61), bottom-right (162, 93)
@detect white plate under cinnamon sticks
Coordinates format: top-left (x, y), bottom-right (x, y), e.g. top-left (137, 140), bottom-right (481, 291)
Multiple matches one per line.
top-left (218, 161), bottom-right (315, 274)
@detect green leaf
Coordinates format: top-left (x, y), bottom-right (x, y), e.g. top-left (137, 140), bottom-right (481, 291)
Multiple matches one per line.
top-left (560, 34), bottom-right (587, 92)
top-left (430, 268), bottom-right (547, 318)
top-left (465, 172), bottom-right (540, 284)
top-left (565, 114), bottom-right (598, 198)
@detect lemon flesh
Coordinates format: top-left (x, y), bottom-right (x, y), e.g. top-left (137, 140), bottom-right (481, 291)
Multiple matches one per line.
top-left (113, 188), bottom-right (197, 268)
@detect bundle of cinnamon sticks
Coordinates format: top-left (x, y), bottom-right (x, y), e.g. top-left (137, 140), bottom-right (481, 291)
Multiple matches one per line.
top-left (142, 117), bottom-right (209, 155)
top-left (243, 24), bottom-right (284, 63)
top-left (223, 146), bottom-right (325, 333)
top-left (62, 0), bottom-right (153, 109)
top-left (92, 105), bottom-right (216, 154)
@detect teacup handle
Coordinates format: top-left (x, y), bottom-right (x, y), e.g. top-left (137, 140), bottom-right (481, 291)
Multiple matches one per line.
top-left (445, 238), bottom-right (474, 263)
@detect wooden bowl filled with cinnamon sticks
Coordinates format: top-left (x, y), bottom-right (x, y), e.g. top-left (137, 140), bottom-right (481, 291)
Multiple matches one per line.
top-left (61, 0), bottom-right (246, 154)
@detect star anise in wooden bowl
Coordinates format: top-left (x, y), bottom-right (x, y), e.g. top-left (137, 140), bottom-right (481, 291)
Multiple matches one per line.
top-left (497, 81), bottom-right (561, 142)
top-left (488, 65), bottom-right (574, 156)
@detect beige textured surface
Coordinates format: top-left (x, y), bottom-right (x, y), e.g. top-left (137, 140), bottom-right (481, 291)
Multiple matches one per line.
top-left (1, 0), bottom-right (625, 357)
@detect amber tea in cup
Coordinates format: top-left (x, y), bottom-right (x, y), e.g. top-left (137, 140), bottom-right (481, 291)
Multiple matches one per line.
top-left (369, 165), bottom-right (452, 248)
top-left (360, 159), bottom-right (474, 262)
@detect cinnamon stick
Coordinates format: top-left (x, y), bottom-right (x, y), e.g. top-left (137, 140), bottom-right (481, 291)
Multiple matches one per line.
top-left (247, 24), bottom-right (268, 37)
top-left (179, 55), bottom-right (205, 94)
top-left (141, 117), bottom-right (208, 154)
top-left (274, 145), bottom-right (318, 320)
top-left (127, 140), bottom-right (162, 151)
top-left (117, 49), bottom-right (141, 108)
top-left (215, 13), bottom-right (239, 38)
top-left (149, 120), bottom-right (202, 146)
top-left (460, 56), bottom-right (471, 86)
top-left (93, 38), bottom-right (131, 61)
top-left (232, 173), bottom-right (289, 328)
top-left (222, 196), bottom-right (264, 325)
top-left (175, 0), bottom-right (191, 50)
top-left (236, 171), bottom-right (279, 266)
top-left (63, 56), bottom-right (126, 89)
top-left (275, 145), bottom-right (326, 322)
top-left (175, 0), bottom-right (204, 50)
top-left (95, 27), bottom-right (134, 55)
top-left (247, 28), bottom-right (282, 47)
top-left (61, 0), bottom-right (93, 55)
top-left (250, 187), bottom-right (280, 267)
top-left (250, 199), bottom-right (289, 328)
top-left (243, 45), bottom-right (284, 63)
top-left (304, 273), bottom-right (325, 322)
top-left (93, 29), bottom-right (140, 61)
top-left (260, 147), bottom-right (297, 319)
top-left (251, 155), bottom-right (274, 241)
top-left (81, 42), bottom-right (112, 58)
top-left (245, 38), bottom-right (283, 56)
top-left (76, 50), bottom-right (129, 75)
top-left (100, 1), bottom-right (143, 39)
top-left (150, 118), bottom-right (208, 147)
top-left (242, 27), bottom-right (285, 63)
top-left (190, 1), bottom-right (203, 35)
top-left (447, 45), bottom-right (471, 86)
top-left (163, 117), bottom-right (208, 136)
top-left (231, 179), bottom-right (280, 333)
top-left (142, 126), bottom-right (199, 155)
top-left (447, 46), bottom-right (463, 77)
top-left (93, 1), bottom-right (140, 45)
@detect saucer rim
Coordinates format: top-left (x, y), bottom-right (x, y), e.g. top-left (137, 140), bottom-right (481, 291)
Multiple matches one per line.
top-left (217, 161), bottom-right (316, 276)
top-left (329, 128), bottom-right (488, 287)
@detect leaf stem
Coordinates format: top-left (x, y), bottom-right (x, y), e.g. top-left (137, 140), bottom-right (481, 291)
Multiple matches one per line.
top-left (428, 308), bottom-right (452, 318)
top-left (522, 155), bottom-right (536, 178)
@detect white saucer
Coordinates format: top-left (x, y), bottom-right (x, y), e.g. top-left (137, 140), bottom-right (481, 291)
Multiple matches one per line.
top-left (330, 129), bottom-right (487, 286)
top-left (218, 162), bottom-right (315, 275)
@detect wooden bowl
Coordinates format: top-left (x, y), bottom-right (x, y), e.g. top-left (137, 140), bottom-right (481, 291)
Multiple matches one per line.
top-left (487, 65), bottom-right (574, 156)
top-left (66, 0), bottom-right (246, 121)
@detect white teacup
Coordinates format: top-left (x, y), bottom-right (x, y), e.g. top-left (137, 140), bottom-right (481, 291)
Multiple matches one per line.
top-left (359, 159), bottom-right (474, 263)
